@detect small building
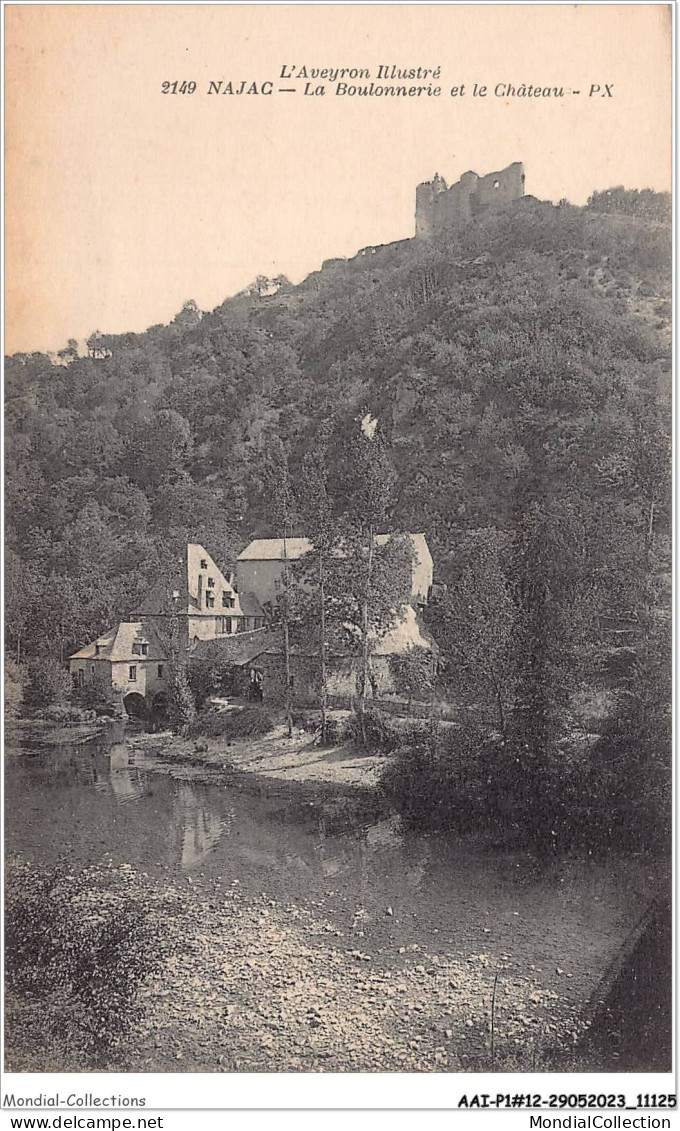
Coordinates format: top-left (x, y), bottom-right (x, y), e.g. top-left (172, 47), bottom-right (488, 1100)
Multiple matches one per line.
top-left (69, 620), bottom-right (169, 717)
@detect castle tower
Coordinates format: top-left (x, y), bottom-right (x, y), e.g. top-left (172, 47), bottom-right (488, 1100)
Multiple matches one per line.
top-left (415, 172), bottom-right (448, 239)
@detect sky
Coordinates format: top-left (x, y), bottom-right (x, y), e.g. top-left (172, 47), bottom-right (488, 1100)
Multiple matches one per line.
top-left (5, 3), bottom-right (672, 355)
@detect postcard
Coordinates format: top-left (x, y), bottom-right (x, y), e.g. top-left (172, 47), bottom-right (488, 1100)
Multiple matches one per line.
top-left (3, 3), bottom-right (673, 1123)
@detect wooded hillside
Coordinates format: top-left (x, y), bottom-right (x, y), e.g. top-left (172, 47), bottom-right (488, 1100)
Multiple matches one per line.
top-left (6, 193), bottom-right (671, 662)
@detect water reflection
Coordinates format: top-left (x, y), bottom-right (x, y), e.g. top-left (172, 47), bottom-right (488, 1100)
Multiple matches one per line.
top-left (175, 783), bottom-right (231, 869)
top-left (108, 742), bottom-right (146, 804)
top-left (5, 728), bottom-right (652, 993)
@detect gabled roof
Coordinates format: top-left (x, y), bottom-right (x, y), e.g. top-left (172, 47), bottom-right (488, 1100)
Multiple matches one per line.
top-left (237, 538), bottom-right (313, 561)
top-left (237, 533), bottom-right (431, 563)
top-left (70, 627), bottom-right (118, 660)
top-left (69, 621), bottom-right (168, 662)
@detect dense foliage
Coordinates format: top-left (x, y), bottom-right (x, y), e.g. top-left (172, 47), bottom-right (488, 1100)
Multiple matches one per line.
top-left (6, 197), bottom-right (670, 663)
top-left (5, 191), bottom-right (671, 850)
top-left (5, 859), bottom-right (166, 1066)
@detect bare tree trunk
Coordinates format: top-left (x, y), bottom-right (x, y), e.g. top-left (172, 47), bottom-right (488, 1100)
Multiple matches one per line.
top-left (319, 552), bottom-right (328, 744)
top-left (358, 523), bottom-right (374, 748)
top-left (647, 499), bottom-right (656, 552)
top-left (495, 687), bottom-right (506, 738)
top-left (488, 667), bottom-right (506, 739)
top-left (282, 522), bottom-right (293, 738)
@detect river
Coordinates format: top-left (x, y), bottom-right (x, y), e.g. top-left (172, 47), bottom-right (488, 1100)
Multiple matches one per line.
top-left (5, 724), bottom-right (650, 993)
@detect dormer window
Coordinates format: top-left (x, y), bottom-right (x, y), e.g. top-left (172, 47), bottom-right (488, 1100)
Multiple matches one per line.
top-left (200, 559), bottom-right (208, 569)
top-left (132, 642), bottom-right (148, 656)
top-left (222, 593), bottom-right (236, 608)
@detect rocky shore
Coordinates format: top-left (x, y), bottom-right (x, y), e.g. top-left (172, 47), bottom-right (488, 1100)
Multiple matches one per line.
top-left (6, 864), bottom-right (591, 1074)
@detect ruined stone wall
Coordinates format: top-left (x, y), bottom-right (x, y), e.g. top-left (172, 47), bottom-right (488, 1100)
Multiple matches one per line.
top-left (471, 162), bottom-right (525, 214)
top-left (415, 162), bottom-right (525, 239)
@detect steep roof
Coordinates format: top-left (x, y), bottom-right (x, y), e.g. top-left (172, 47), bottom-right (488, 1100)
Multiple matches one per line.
top-left (238, 590), bottom-right (265, 618)
top-left (69, 621), bottom-right (168, 662)
top-left (70, 627), bottom-right (117, 660)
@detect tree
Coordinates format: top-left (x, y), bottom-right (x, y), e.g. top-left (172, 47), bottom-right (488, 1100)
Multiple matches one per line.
top-left (262, 438), bottom-right (296, 737)
top-left (122, 409), bottom-right (193, 489)
top-left (22, 658), bottom-right (72, 714)
top-left (433, 530), bottom-right (515, 735)
top-left (296, 433), bottom-right (335, 742)
top-left (345, 419), bottom-right (399, 745)
top-left (388, 646), bottom-right (435, 714)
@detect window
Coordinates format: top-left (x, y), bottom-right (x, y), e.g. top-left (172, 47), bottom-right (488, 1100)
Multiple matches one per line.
top-left (200, 559), bottom-right (208, 569)
top-left (91, 665), bottom-right (95, 674)
top-left (158, 664), bottom-right (164, 677)
top-left (222, 593), bottom-right (236, 608)
top-left (206, 593), bottom-right (215, 609)
top-left (132, 642), bottom-right (148, 656)
top-left (493, 180), bottom-right (500, 189)
top-left (129, 665), bottom-right (137, 682)
top-left (217, 617), bottom-right (235, 635)
top-left (207, 577), bottom-right (215, 588)
top-left (95, 645), bottom-right (101, 656)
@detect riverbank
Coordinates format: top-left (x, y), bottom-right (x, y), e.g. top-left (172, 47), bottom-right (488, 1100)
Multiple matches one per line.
top-left (126, 722), bottom-right (388, 797)
top-left (5, 716), bottom-right (110, 747)
top-left (5, 861), bottom-right (594, 1074)
top-left (6, 733), bottom-right (661, 1074)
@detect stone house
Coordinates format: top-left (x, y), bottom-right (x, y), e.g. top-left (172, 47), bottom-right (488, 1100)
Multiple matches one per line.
top-left (68, 541), bottom-right (266, 715)
top-left (236, 533), bottom-right (433, 609)
top-left (133, 542), bottom-right (265, 643)
top-left (69, 620), bottom-right (169, 717)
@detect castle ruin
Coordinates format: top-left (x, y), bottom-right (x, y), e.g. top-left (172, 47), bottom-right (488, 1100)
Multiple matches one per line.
top-left (415, 161), bottom-right (525, 239)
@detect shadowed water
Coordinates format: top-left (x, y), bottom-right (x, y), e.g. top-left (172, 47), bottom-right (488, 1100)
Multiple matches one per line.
top-left (5, 723), bottom-right (654, 1017)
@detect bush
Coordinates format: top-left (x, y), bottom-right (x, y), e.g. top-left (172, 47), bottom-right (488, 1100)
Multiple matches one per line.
top-left (5, 859), bottom-right (165, 1066)
top-left (185, 705), bottom-right (275, 741)
top-left (5, 659), bottom-right (23, 719)
top-left (379, 722), bottom-right (495, 833)
top-left (72, 682), bottom-right (118, 716)
top-left (350, 708), bottom-right (426, 753)
top-left (21, 658), bottom-right (72, 714)
top-left (292, 709), bottom-right (354, 744)
top-left (42, 704), bottom-right (97, 723)
top-left (187, 648), bottom-right (239, 708)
